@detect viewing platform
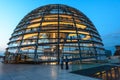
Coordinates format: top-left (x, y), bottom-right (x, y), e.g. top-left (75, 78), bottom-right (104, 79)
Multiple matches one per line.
top-left (0, 62), bottom-right (101, 80)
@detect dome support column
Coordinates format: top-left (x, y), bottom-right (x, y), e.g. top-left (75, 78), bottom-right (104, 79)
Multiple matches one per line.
top-left (34, 12), bottom-right (45, 63)
top-left (57, 4), bottom-right (60, 64)
top-left (72, 15), bottom-right (82, 62)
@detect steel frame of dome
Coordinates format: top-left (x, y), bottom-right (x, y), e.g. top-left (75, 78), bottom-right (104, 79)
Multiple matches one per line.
top-left (5, 4), bottom-right (105, 63)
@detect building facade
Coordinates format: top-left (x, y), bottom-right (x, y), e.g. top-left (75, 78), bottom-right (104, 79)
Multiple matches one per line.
top-left (114, 45), bottom-right (120, 56)
top-left (5, 4), bottom-right (105, 63)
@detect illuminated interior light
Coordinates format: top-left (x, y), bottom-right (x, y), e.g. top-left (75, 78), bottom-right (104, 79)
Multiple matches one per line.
top-left (18, 36), bottom-right (22, 40)
top-left (23, 33), bottom-right (38, 39)
top-left (47, 30), bottom-right (89, 35)
top-left (67, 40), bottom-right (78, 42)
top-left (69, 34), bottom-right (76, 36)
top-left (102, 71), bottom-right (105, 73)
top-left (42, 22), bottom-right (58, 26)
top-left (44, 17), bottom-right (58, 20)
top-left (21, 46), bottom-right (35, 50)
top-left (82, 35), bottom-right (91, 40)
top-left (41, 21), bottom-right (86, 29)
top-left (76, 24), bottom-right (86, 29)
top-left (27, 23), bottom-right (40, 28)
top-left (31, 18), bottom-right (41, 23)
top-left (88, 44), bottom-right (93, 46)
top-left (96, 72), bottom-right (100, 75)
top-left (53, 33), bottom-right (56, 38)
top-left (59, 15), bottom-right (72, 18)
top-left (44, 14), bottom-right (72, 18)
top-left (75, 20), bottom-right (81, 22)
top-left (60, 22), bottom-right (74, 25)
top-left (78, 31), bottom-right (89, 35)
top-left (50, 62), bottom-right (57, 65)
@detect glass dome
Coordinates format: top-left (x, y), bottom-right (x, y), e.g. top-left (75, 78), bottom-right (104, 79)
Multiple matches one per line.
top-left (6, 4), bottom-right (105, 63)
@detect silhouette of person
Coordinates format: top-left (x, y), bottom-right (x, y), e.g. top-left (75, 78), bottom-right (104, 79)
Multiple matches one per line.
top-left (65, 56), bottom-right (69, 70)
top-left (60, 56), bottom-right (64, 69)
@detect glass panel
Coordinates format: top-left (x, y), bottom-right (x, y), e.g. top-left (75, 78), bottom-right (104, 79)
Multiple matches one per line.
top-left (23, 33), bottom-right (38, 39)
top-left (27, 23), bottom-right (40, 28)
top-left (20, 46), bottom-right (35, 53)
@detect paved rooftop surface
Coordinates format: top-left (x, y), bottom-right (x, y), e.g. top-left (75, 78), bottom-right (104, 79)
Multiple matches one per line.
top-left (0, 62), bottom-right (99, 80)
